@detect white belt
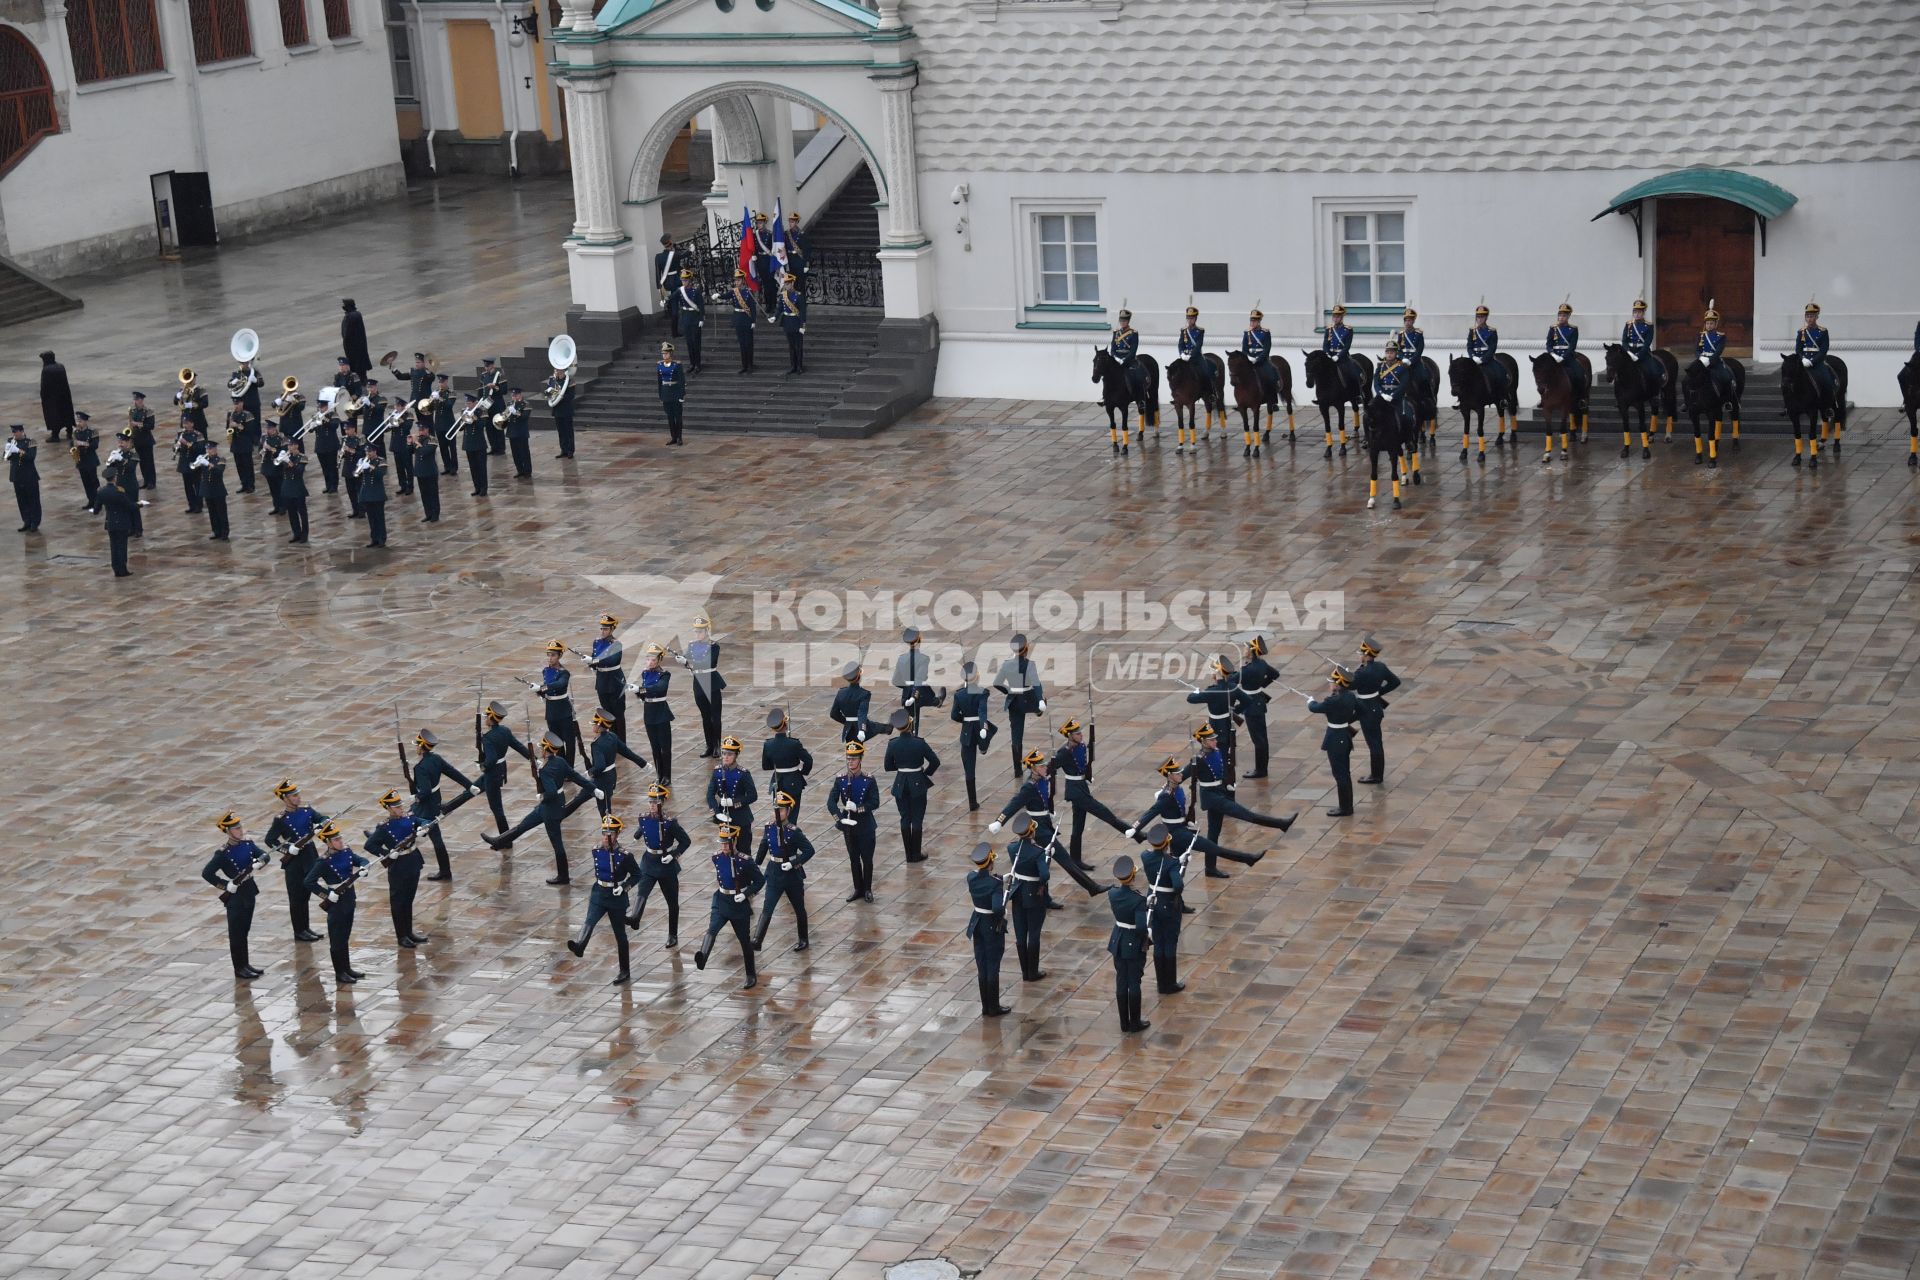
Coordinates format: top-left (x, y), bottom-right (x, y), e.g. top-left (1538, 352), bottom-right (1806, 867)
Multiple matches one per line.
top-left (1013, 873), bottom-right (1042, 882)
top-left (961, 716), bottom-right (980, 722)
top-left (1149, 885), bottom-right (1178, 896)
top-left (1060, 773), bottom-right (1085, 782)
top-left (1025, 809), bottom-right (1051, 819)
top-left (1328, 722), bottom-right (1355, 730)
top-left (771, 766), bottom-right (801, 773)
top-left (642, 695), bottom-right (667, 703)
top-left (689, 667), bottom-right (717, 676)
top-left (896, 765), bottom-right (924, 773)
top-left (594, 879), bottom-right (623, 890)
top-left (1004, 686), bottom-right (1031, 694)
top-left (1208, 712), bottom-right (1232, 720)
top-left (596, 767), bottom-right (616, 779)
top-left (716, 798), bottom-right (735, 807)
top-left (1198, 779), bottom-right (1224, 788)
top-left (1161, 816), bottom-right (1189, 826)
top-left (544, 692), bottom-right (571, 702)
top-left (838, 814), bottom-right (860, 826)
top-left (594, 665), bottom-right (623, 675)
top-left (1356, 692), bottom-right (1380, 700)
top-left (1114, 921), bottom-right (1138, 930)
top-left (972, 905), bottom-right (999, 914)
top-left (648, 852), bottom-right (675, 864)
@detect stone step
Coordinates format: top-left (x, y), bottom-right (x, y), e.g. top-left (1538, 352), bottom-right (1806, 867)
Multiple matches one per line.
top-left (0, 252), bottom-right (83, 328)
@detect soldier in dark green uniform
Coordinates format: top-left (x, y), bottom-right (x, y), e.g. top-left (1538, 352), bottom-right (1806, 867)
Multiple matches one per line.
top-left (1308, 664), bottom-right (1361, 817)
top-left (1352, 634), bottom-right (1402, 785)
top-left (948, 661), bottom-right (997, 812)
top-left (477, 699), bottom-right (532, 835)
top-left (966, 842), bottom-right (1012, 1018)
top-left (1105, 855), bottom-right (1152, 1033)
top-left (409, 728), bottom-right (476, 882)
top-left (753, 791), bottom-right (814, 953)
top-left (304, 820), bottom-right (370, 986)
top-left (1006, 818), bottom-right (1052, 981)
top-left (567, 815), bottom-right (640, 984)
top-left (202, 813), bottom-right (270, 979)
top-left (1139, 825), bottom-right (1188, 995)
top-left (694, 824), bottom-right (764, 989)
top-left (760, 707), bottom-right (814, 817)
top-left (564, 710), bottom-right (649, 819)
top-left (481, 732), bottom-right (602, 884)
top-left (882, 707), bottom-right (940, 863)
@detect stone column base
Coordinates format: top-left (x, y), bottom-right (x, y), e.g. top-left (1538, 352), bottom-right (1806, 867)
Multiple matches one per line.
top-left (877, 242), bottom-right (935, 320)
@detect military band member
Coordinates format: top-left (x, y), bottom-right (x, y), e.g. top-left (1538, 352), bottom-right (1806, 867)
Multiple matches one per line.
top-left (363, 790), bottom-right (430, 948)
top-left (99, 467), bottom-right (137, 576)
top-left (827, 741), bottom-right (882, 903)
top-left (105, 428), bottom-right (144, 531)
top-left (891, 626), bottom-right (947, 733)
top-left (674, 266), bottom-right (705, 372)
top-left (1623, 298), bottom-right (1662, 393)
top-left (588, 614), bottom-right (628, 741)
top-left (686, 613), bottom-right (726, 758)
top-left (657, 343), bottom-right (686, 446)
top-left (629, 645), bottom-right (675, 783)
top-left (175, 371), bottom-right (210, 436)
top-left (567, 815), bottom-right (640, 984)
top-left (173, 414), bottom-right (205, 515)
top-left (760, 706), bottom-right (814, 815)
top-left (360, 377), bottom-right (389, 453)
top-left (1106, 855), bottom-right (1151, 1033)
top-left (1140, 824), bottom-right (1188, 995)
top-left (196, 436), bottom-right (230, 541)
top-left (277, 438), bottom-right (310, 543)
top-left (503, 388), bottom-right (532, 479)
top-left (694, 824), bottom-right (764, 989)
top-left (260, 416), bottom-right (288, 514)
top-left (965, 843), bottom-right (1012, 1017)
top-left (6, 424), bottom-right (39, 533)
top-left (477, 358), bottom-right (507, 454)
top-left (63, 411), bottom-right (99, 514)
top-left (332, 354), bottom-right (364, 399)
top-left (532, 640), bottom-right (582, 763)
top-left (1469, 302), bottom-right (1510, 400)
top-left (706, 735), bottom-right (758, 834)
top-left (128, 391), bottom-right (157, 489)
top-left (883, 707), bottom-right (940, 863)
top-left (1547, 300), bottom-right (1589, 405)
top-left (225, 398), bottom-right (256, 495)
top-left (948, 661), bottom-right (997, 811)
top-left (1353, 634), bottom-right (1402, 785)
top-left (830, 661), bottom-right (895, 744)
top-left (481, 732), bottom-right (602, 884)
top-left (1005, 819), bottom-right (1051, 981)
top-left (203, 813), bottom-right (270, 979)
top-left (1308, 664), bottom-right (1361, 816)
top-left (390, 403), bottom-right (416, 498)
top-left (263, 780), bottom-right (328, 942)
top-left (431, 373), bottom-right (458, 474)
top-left (341, 418), bottom-right (367, 516)
top-left (314, 393), bottom-right (344, 499)
top-left (1126, 756), bottom-right (1262, 881)
top-left (753, 792), bottom-right (814, 953)
top-left (411, 423), bottom-right (440, 522)
top-left (1235, 635), bottom-right (1279, 778)
top-left (408, 728), bottom-right (476, 881)
top-left (1182, 724), bottom-right (1293, 873)
top-left (1050, 718), bottom-right (1129, 865)
top-left (778, 272), bottom-right (807, 375)
top-left (305, 821), bottom-right (371, 985)
top-left (478, 699), bottom-right (534, 834)
top-left (546, 360), bottom-right (576, 461)
top-left (992, 634), bottom-right (1046, 778)
top-left (461, 394), bottom-right (490, 495)
top-left (1797, 299), bottom-right (1836, 404)
top-left (729, 268), bottom-right (759, 372)
top-left (625, 782), bottom-right (691, 942)
top-left (356, 441), bottom-right (390, 549)
top-left (655, 232), bottom-right (683, 336)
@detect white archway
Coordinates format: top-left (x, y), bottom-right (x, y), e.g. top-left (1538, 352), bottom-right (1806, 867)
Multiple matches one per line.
top-left (625, 80), bottom-right (886, 209)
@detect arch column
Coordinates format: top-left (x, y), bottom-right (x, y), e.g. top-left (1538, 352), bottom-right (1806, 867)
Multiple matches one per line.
top-left (559, 57), bottom-right (643, 339)
top-left (872, 66), bottom-right (933, 320)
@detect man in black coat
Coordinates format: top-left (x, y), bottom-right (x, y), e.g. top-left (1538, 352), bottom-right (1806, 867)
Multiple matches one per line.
top-left (8, 423), bottom-right (41, 532)
top-left (410, 423), bottom-right (440, 522)
top-left (340, 299), bottom-right (372, 380)
top-left (40, 351), bottom-right (74, 443)
top-left (99, 471), bottom-right (136, 576)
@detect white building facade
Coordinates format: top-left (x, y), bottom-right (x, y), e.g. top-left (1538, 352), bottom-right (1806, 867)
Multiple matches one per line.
top-left (0, 0), bottom-right (403, 277)
top-left (552, 0), bottom-right (1920, 404)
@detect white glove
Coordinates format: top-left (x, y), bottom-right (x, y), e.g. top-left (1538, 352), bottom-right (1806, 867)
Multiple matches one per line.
top-left (856, 729), bottom-right (867, 742)
top-left (592, 789), bottom-right (606, 800)
top-left (1124, 826), bottom-right (1137, 840)
top-left (1037, 700), bottom-right (1047, 713)
top-left (1801, 356), bottom-right (1813, 367)
top-left (1697, 354), bottom-right (1709, 366)
top-left (466, 786), bottom-right (478, 796)
top-left (987, 820), bottom-right (1002, 834)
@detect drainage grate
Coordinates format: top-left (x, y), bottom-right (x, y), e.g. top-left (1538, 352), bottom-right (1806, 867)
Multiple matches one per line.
top-left (885, 1261), bottom-right (964, 1280)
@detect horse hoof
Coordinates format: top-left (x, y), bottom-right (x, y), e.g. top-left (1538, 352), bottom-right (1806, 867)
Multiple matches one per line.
top-left (1832, 442), bottom-right (1841, 456)
top-left (1694, 455), bottom-right (1703, 466)
top-left (1339, 446), bottom-right (1348, 458)
top-left (1412, 473), bottom-right (1421, 486)
top-left (1620, 446), bottom-right (1630, 459)
top-left (1791, 454), bottom-right (1802, 468)
top-left (1392, 498), bottom-right (1402, 509)
top-left (1111, 443), bottom-right (1119, 454)
top-left (1121, 445), bottom-right (1128, 457)
top-left (1252, 446), bottom-right (1261, 459)
top-left (1323, 448), bottom-right (1332, 460)
top-left (1242, 446), bottom-right (1251, 458)
top-left (1709, 459), bottom-right (1718, 469)
top-left (1287, 433), bottom-right (1296, 444)
top-left (1809, 458), bottom-right (1818, 471)
top-left (1907, 454), bottom-right (1915, 468)
top-left (1732, 439), bottom-right (1742, 451)
top-left (1642, 449), bottom-right (1651, 460)
top-left (1459, 449), bottom-right (1468, 463)
top-left (1476, 453), bottom-right (1485, 467)
top-left (1561, 449), bottom-right (1569, 458)
top-left (1366, 497), bottom-right (1375, 509)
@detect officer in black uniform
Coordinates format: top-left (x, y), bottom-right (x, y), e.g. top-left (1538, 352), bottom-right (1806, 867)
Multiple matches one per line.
top-left (625, 782), bottom-right (692, 943)
top-left (674, 267), bottom-right (705, 372)
top-left (883, 707), bottom-right (940, 863)
top-left (760, 707), bottom-right (814, 816)
top-left (1308, 664), bottom-right (1362, 816)
top-left (694, 825), bottom-right (764, 989)
top-left (1139, 824), bottom-right (1188, 996)
top-left (992, 634), bottom-right (1046, 778)
top-left (1353, 634), bottom-right (1402, 785)
top-left (196, 437), bottom-right (230, 540)
top-left (1049, 718), bottom-right (1130, 866)
top-left (1182, 725), bottom-right (1294, 875)
top-left (586, 613), bottom-right (628, 737)
top-left (563, 710), bottom-right (649, 818)
top-left (363, 789), bottom-right (429, 948)
top-left (410, 423), bottom-right (440, 523)
top-left (891, 626), bottom-right (947, 733)
top-left (356, 440), bottom-right (389, 548)
top-left (629, 645), bottom-right (675, 784)
top-left (477, 699), bottom-right (533, 836)
top-left (753, 791), bottom-right (814, 953)
top-left (567, 815), bottom-right (640, 984)
top-left (99, 467), bottom-right (137, 576)
top-left (1236, 634), bottom-right (1280, 778)
top-left (263, 780), bottom-right (327, 943)
top-left (1005, 819), bottom-right (1051, 981)
top-left (1126, 756), bottom-right (1264, 877)
top-left (1106, 855), bottom-right (1151, 1033)
top-left (705, 734), bottom-right (758, 836)
top-left (830, 661), bottom-right (895, 745)
top-left (728, 268), bottom-right (758, 372)
top-left (409, 727), bottom-right (477, 881)
top-left (481, 732), bottom-right (602, 884)
top-left (948, 661), bottom-right (998, 811)
top-left (534, 640), bottom-right (583, 763)
top-left (202, 813), bottom-right (270, 979)
top-left (6, 424), bottom-right (39, 533)
top-left (826, 741), bottom-right (882, 903)
top-left (71, 411), bottom-right (100, 512)
top-left (305, 820), bottom-right (371, 985)
top-left (966, 842), bottom-right (1012, 1017)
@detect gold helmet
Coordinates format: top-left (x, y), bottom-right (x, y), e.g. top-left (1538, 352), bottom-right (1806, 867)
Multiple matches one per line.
top-left (601, 814), bottom-right (624, 832)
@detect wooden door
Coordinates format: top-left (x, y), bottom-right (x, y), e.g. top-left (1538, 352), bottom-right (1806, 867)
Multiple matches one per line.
top-left (1654, 197), bottom-right (1754, 355)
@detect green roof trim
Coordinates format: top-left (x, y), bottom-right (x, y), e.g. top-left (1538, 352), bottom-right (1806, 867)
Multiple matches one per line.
top-left (596, 0), bottom-right (879, 34)
top-left (1591, 167), bottom-right (1798, 222)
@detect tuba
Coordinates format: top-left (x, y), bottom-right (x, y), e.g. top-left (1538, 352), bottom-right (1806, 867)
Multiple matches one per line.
top-left (227, 328), bottom-right (260, 395)
top-left (545, 334), bottom-right (577, 406)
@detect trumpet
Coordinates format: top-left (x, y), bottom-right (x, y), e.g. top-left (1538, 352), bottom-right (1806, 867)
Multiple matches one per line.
top-left (491, 407), bottom-right (512, 428)
top-left (190, 452), bottom-right (212, 470)
top-left (367, 400), bottom-right (412, 443)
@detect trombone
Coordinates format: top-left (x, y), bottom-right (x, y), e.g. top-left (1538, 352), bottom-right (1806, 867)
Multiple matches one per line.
top-left (367, 398), bottom-right (413, 444)
top-left (271, 375), bottom-right (304, 416)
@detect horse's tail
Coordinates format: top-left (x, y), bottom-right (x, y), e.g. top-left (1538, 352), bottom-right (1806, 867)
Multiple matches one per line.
top-left (1656, 350), bottom-right (1680, 418)
top-left (1830, 356), bottom-right (1850, 427)
top-left (1728, 358), bottom-right (1747, 406)
top-left (1141, 355), bottom-right (1161, 426)
top-left (1497, 353), bottom-right (1521, 413)
top-left (1276, 357), bottom-right (1295, 412)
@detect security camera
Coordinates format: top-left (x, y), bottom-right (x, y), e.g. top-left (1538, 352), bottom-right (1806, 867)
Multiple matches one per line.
top-left (950, 183), bottom-right (969, 205)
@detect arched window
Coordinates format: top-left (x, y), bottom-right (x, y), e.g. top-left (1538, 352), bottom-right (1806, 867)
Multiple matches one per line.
top-left (0, 29), bottom-right (56, 176)
top-left (63, 0), bottom-right (165, 83)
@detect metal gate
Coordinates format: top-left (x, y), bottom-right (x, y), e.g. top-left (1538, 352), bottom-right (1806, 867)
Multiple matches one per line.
top-left (685, 216), bottom-right (882, 309)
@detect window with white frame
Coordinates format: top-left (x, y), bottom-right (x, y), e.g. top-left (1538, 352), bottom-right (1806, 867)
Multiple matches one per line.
top-left (384, 0), bottom-right (414, 99)
top-left (1337, 210), bottom-right (1405, 306)
top-left (1034, 211), bottom-right (1099, 305)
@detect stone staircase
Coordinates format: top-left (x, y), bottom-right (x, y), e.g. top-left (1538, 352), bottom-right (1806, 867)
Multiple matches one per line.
top-left (0, 252), bottom-right (82, 327)
top-left (803, 165), bottom-right (880, 254)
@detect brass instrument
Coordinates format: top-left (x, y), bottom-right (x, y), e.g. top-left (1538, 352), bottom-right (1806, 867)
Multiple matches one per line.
top-left (228, 329), bottom-right (261, 397)
top-left (545, 334), bottom-right (577, 406)
top-left (367, 398), bottom-right (412, 443)
top-left (272, 375), bottom-right (305, 416)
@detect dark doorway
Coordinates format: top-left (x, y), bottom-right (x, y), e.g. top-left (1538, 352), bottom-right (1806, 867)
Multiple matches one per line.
top-left (170, 171), bottom-right (218, 247)
top-left (1654, 196), bottom-right (1753, 356)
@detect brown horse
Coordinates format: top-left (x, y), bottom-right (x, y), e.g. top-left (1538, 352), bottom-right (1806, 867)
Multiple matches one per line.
top-left (1529, 352), bottom-right (1593, 464)
top-left (1226, 351), bottom-right (1295, 457)
top-left (1167, 354), bottom-right (1226, 451)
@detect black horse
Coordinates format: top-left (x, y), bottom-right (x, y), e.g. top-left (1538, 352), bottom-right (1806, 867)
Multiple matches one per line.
top-left (1680, 356), bottom-right (1745, 467)
top-left (1779, 352), bottom-right (1850, 470)
top-left (1602, 343), bottom-right (1679, 460)
top-left (1302, 349), bottom-right (1370, 459)
top-left (1447, 354), bottom-right (1520, 464)
top-left (1362, 394), bottom-right (1412, 509)
top-left (1900, 353), bottom-right (1919, 467)
top-left (1226, 350), bottom-right (1296, 455)
top-left (1410, 356), bottom-right (1441, 450)
top-left (1167, 354), bottom-right (1226, 451)
top-left (1529, 352), bottom-right (1592, 465)
top-left (1092, 348), bottom-right (1161, 456)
